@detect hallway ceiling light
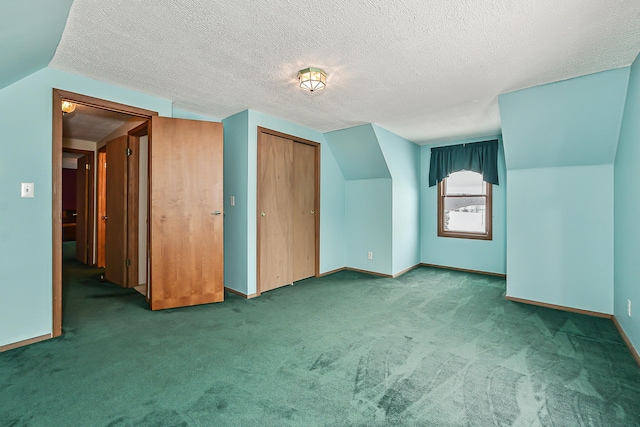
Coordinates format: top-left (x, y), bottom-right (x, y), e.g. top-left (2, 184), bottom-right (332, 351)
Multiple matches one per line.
top-left (298, 68), bottom-right (326, 92)
top-left (61, 100), bottom-right (76, 114)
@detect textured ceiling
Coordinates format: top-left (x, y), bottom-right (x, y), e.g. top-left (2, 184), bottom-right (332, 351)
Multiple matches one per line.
top-left (63, 104), bottom-right (135, 142)
top-left (49, 0), bottom-right (640, 145)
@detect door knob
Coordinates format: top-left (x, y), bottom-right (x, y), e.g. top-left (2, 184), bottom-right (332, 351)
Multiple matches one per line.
top-left (311, 210), bottom-right (315, 214)
top-left (261, 212), bottom-right (266, 217)
top-left (101, 216), bottom-right (108, 220)
top-left (211, 211), bottom-right (222, 216)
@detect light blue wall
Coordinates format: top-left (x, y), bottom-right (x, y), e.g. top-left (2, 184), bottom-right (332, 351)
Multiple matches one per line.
top-left (324, 124), bottom-right (422, 276)
top-left (507, 165), bottom-right (614, 313)
top-left (498, 68), bottom-right (631, 315)
top-left (222, 111), bottom-right (250, 294)
top-left (345, 179), bottom-right (393, 274)
top-left (0, 1), bottom-right (73, 89)
top-left (500, 68), bottom-right (630, 170)
top-left (220, 110), bottom-right (345, 296)
top-left (0, 67), bottom-right (172, 347)
top-left (317, 142), bottom-right (347, 273)
top-left (325, 124), bottom-right (414, 276)
top-left (421, 138), bottom-right (507, 275)
top-left (614, 53), bottom-right (640, 352)
top-left (373, 125), bottom-right (421, 274)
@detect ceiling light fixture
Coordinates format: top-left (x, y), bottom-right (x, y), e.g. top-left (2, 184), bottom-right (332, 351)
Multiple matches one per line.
top-left (298, 67), bottom-right (326, 92)
top-left (61, 101), bottom-right (76, 114)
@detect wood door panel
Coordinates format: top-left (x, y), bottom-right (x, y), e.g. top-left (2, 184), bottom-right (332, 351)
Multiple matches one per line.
top-left (96, 148), bottom-right (107, 268)
top-left (292, 142), bottom-right (317, 282)
top-left (105, 136), bottom-right (128, 287)
top-left (258, 133), bottom-right (294, 292)
top-left (149, 117), bottom-right (224, 310)
top-left (75, 155), bottom-right (88, 264)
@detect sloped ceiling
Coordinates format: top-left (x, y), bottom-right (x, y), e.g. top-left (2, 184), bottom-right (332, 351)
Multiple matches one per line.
top-left (0, 0), bottom-right (73, 90)
top-left (499, 67), bottom-right (631, 170)
top-left (3, 1), bottom-right (639, 145)
top-left (325, 124), bottom-right (390, 180)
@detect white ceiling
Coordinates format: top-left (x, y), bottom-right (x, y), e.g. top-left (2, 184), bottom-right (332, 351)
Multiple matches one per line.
top-left (49, 0), bottom-right (640, 145)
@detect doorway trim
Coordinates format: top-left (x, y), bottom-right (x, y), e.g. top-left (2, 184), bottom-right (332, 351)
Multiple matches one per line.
top-left (52, 89), bottom-right (157, 338)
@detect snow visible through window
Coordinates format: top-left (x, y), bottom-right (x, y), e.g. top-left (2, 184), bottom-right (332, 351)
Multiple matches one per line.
top-left (444, 171), bottom-right (486, 233)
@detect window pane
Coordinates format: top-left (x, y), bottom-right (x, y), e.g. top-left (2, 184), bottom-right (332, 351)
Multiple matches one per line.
top-left (444, 196), bottom-right (486, 233)
top-left (445, 171), bottom-right (485, 196)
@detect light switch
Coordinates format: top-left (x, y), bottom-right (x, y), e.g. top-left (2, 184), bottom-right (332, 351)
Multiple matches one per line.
top-left (21, 183), bottom-right (34, 198)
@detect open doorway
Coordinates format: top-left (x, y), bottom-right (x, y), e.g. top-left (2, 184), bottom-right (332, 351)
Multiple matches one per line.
top-left (52, 89), bottom-right (157, 337)
top-left (53, 90), bottom-right (226, 336)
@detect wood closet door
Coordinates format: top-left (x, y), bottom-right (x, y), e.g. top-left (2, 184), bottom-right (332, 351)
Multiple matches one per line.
top-left (148, 117), bottom-right (224, 310)
top-left (258, 133), bottom-right (294, 292)
top-left (257, 130), bottom-right (318, 293)
top-left (292, 142), bottom-right (317, 282)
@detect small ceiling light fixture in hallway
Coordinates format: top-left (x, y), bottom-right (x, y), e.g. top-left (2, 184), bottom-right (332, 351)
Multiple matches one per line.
top-left (298, 68), bottom-right (326, 92)
top-left (61, 100), bottom-right (76, 114)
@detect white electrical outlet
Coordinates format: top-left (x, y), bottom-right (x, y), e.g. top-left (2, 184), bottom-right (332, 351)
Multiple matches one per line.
top-left (367, 251), bottom-right (373, 260)
top-left (230, 196), bottom-right (235, 207)
top-left (628, 299), bottom-right (632, 317)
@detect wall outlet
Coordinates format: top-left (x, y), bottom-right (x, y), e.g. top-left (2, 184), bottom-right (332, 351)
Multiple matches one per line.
top-left (367, 252), bottom-right (373, 260)
top-left (628, 299), bottom-right (632, 317)
top-left (230, 195), bottom-right (235, 207)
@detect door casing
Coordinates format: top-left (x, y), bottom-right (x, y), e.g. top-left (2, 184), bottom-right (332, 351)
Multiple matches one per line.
top-left (52, 89), bottom-right (157, 337)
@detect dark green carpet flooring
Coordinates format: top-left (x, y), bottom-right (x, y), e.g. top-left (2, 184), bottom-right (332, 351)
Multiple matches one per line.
top-left (2, 243), bottom-right (640, 426)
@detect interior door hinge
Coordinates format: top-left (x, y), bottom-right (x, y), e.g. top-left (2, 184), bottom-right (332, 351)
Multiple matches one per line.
top-left (126, 148), bottom-right (133, 156)
top-left (85, 163), bottom-right (90, 170)
top-left (126, 259), bottom-right (131, 267)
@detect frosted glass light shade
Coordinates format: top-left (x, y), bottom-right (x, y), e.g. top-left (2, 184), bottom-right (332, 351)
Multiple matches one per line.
top-left (298, 68), bottom-right (326, 92)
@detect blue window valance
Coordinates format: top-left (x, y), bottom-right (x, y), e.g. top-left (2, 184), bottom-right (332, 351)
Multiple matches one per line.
top-left (428, 139), bottom-right (499, 187)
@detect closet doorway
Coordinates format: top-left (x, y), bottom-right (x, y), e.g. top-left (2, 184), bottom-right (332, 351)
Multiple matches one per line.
top-left (257, 127), bottom-right (320, 294)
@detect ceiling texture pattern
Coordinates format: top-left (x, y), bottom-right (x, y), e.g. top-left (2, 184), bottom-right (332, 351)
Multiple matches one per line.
top-left (62, 104), bottom-right (137, 142)
top-left (49, 0), bottom-right (640, 145)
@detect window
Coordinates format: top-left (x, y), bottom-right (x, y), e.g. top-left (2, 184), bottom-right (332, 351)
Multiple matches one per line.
top-left (438, 170), bottom-right (492, 240)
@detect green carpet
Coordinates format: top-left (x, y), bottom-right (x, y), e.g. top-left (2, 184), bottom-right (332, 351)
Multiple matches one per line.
top-left (1, 243), bottom-right (639, 426)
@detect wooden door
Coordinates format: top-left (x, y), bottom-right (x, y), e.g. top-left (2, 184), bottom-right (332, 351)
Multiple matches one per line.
top-left (258, 133), bottom-right (294, 292)
top-left (96, 147), bottom-right (107, 268)
top-left (292, 142), bottom-right (317, 282)
top-left (75, 155), bottom-right (89, 264)
top-left (105, 136), bottom-right (128, 287)
top-left (148, 117), bottom-right (224, 310)
top-left (257, 129), bottom-right (319, 293)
